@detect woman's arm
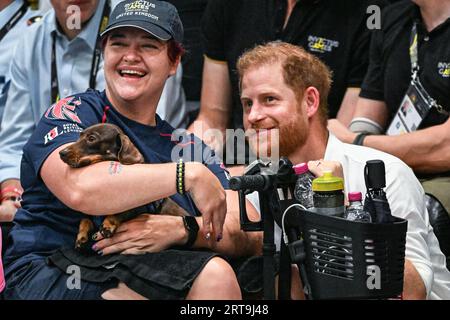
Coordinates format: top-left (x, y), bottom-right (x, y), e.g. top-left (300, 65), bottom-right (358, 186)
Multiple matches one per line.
top-left (92, 190), bottom-right (263, 257)
top-left (41, 144), bottom-right (227, 237)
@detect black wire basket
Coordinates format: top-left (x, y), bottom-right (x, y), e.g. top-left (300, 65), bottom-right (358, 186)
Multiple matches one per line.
top-left (283, 207), bottom-right (408, 300)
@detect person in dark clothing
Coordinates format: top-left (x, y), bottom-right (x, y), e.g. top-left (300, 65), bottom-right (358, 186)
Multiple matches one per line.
top-left (188, 0), bottom-right (387, 159)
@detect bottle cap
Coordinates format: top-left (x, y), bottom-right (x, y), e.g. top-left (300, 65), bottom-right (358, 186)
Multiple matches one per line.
top-left (293, 163), bottom-right (309, 175)
top-left (348, 191), bottom-right (362, 202)
top-left (312, 171), bottom-right (344, 192)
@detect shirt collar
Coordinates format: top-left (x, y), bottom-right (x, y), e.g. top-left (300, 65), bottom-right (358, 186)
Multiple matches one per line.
top-left (323, 132), bottom-right (346, 163)
top-left (0, 0), bottom-right (25, 29)
top-left (50, 0), bottom-right (106, 50)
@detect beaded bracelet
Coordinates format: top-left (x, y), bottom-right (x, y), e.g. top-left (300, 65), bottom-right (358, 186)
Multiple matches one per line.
top-left (176, 159), bottom-right (185, 195)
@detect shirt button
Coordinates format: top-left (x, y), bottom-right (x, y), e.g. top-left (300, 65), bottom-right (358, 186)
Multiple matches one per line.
top-left (63, 89), bottom-right (69, 95)
top-left (424, 36), bottom-right (429, 41)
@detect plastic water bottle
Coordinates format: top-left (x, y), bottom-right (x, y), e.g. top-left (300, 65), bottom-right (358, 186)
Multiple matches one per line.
top-left (344, 192), bottom-right (372, 223)
top-left (311, 171), bottom-right (345, 217)
top-left (293, 163), bottom-right (314, 209)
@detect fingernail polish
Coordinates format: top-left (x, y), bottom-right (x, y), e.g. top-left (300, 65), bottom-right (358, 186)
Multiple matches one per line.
top-left (92, 244), bottom-right (98, 251)
top-left (216, 234), bottom-right (222, 242)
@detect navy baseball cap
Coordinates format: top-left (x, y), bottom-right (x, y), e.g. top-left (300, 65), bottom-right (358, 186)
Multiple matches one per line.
top-left (101, 0), bottom-right (183, 43)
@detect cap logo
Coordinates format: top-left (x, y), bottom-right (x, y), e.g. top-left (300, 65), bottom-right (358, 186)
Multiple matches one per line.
top-left (117, 0), bottom-right (159, 21)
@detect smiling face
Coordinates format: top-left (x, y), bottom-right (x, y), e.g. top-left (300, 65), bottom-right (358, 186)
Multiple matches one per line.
top-left (241, 62), bottom-right (309, 158)
top-left (103, 27), bottom-right (179, 114)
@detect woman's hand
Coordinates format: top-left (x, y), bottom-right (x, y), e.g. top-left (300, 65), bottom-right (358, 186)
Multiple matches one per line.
top-left (184, 162), bottom-right (227, 241)
top-left (0, 200), bottom-right (20, 222)
top-left (92, 214), bottom-right (187, 255)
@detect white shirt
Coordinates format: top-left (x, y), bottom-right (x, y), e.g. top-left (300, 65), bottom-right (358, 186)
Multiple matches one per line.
top-left (247, 133), bottom-right (450, 299)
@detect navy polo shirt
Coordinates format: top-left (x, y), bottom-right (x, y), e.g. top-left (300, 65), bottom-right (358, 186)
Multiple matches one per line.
top-left (203, 0), bottom-right (387, 130)
top-left (360, 2), bottom-right (450, 128)
top-left (4, 89), bottom-right (229, 272)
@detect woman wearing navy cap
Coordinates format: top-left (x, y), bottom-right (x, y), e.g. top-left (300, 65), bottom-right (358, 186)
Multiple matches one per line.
top-left (2, 0), bottom-right (261, 300)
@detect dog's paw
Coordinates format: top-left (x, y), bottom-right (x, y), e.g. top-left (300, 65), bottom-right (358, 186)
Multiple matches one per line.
top-left (99, 225), bottom-right (115, 238)
top-left (75, 235), bottom-right (89, 250)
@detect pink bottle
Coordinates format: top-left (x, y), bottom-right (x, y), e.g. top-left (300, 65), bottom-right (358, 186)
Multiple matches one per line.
top-left (0, 227), bottom-right (4, 293)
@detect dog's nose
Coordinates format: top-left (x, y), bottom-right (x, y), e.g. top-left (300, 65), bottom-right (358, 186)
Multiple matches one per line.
top-left (59, 148), bottom-right (70, 159)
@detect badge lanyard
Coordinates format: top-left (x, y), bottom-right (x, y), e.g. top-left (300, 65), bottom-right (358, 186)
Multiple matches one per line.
top-left (409, 23), bottom-right (448, 116)
top-left (0, 2), bottom-right (27, 43)
top-left (51, 2), bottom-right (110, 103)
top-left (386, 23), bottom-right (449, 136)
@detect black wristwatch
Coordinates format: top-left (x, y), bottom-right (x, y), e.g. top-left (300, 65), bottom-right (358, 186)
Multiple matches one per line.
top-left (353, 132), bottom-right (371, 146)
top-left (182, 216), bottom-right (199, 248)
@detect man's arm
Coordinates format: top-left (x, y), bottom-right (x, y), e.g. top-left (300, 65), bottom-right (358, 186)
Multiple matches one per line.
top-left (0, 38), bottom-right (36, 217)
top-left (187, 57), bottom-right (232, 150)
top-left (329, 98), bottom-right (450, 174)
top-left (336, 88), bottom-right (362, 127)
top-left (403, 259), bottom-right (427, 299)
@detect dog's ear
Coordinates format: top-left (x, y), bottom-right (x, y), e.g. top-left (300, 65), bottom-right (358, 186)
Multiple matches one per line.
top-left (117, 133), bottom-right (145, 164)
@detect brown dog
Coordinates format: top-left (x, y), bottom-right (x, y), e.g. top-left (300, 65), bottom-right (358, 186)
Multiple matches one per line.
top-left (59, 123), bottom-right (188, 249)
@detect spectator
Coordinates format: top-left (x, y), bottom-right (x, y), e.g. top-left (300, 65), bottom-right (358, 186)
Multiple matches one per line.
top-left (188, 0), bottom-right (387, 159)
top-left (166, 0), bottom-right (209, 124)
top-left (0, 0), bottom-right (187, 222)
top-left (237, 41), bottom-right (450, 299)
top-left (2, 0), bottom-right (261, 300)
top-left (0, 0), bottom-right (41, 124)
top-left (328, 0), bottom-right (450, 212)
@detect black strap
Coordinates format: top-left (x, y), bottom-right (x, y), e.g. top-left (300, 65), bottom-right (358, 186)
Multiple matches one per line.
top-left (408, 23), bottom-right (449, 117)
top-left (278, 237), bottom-right (292, 300)
top-left (51, 2), bottom-right (110, 103)
top-left (0, 2), bottom-right (28, 43)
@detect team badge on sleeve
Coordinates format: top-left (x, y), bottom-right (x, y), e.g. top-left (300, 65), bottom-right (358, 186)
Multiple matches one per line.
top-left (45, 97), bottom-right (82, 124)
top-left (44, 127), bottom-right (60, 144)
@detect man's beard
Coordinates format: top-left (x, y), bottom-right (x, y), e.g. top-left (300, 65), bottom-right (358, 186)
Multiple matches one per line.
top-left (248, 112), bottom-right (308, 160)
top-left (279, 115), bottom-right (308, 157)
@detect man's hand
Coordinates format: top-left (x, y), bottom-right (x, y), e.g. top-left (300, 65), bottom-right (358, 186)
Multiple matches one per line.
top-left (327, 119), bottom-right (358, 144)
top-left (92, 214), bottom-right (187, 255)
top-left (308, 159), bottom-right (344, 180)
top-left (187, 119), bottom-right (225, 155)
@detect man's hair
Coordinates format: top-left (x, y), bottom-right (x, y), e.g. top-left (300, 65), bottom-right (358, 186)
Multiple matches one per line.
top-left (237, 41), bottom-right (332, 125)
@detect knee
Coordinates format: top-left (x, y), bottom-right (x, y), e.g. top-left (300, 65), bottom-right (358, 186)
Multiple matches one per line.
top-left (291, 265), bottom-right (305, 300)
top-left (197, 257), bottom-right (242, 299)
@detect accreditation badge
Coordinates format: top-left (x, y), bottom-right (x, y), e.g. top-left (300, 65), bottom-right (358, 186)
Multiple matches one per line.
top-left (386, 78), bottom-right (439, 136)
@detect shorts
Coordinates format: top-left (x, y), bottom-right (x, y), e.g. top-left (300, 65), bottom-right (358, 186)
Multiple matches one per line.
top-left (47, 248), bottom-right (220, 300)
top-left (3, 258), bottom-right (116, 300)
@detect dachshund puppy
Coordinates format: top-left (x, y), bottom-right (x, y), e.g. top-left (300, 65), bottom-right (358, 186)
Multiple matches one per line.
top-left (59, 123), bottom-right (188, 249)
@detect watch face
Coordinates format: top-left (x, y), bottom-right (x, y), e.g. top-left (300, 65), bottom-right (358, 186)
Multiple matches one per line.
top-left (183, 216), bottom-right (199, 248)
top-left (185, 216), bottom-right (199, 232)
